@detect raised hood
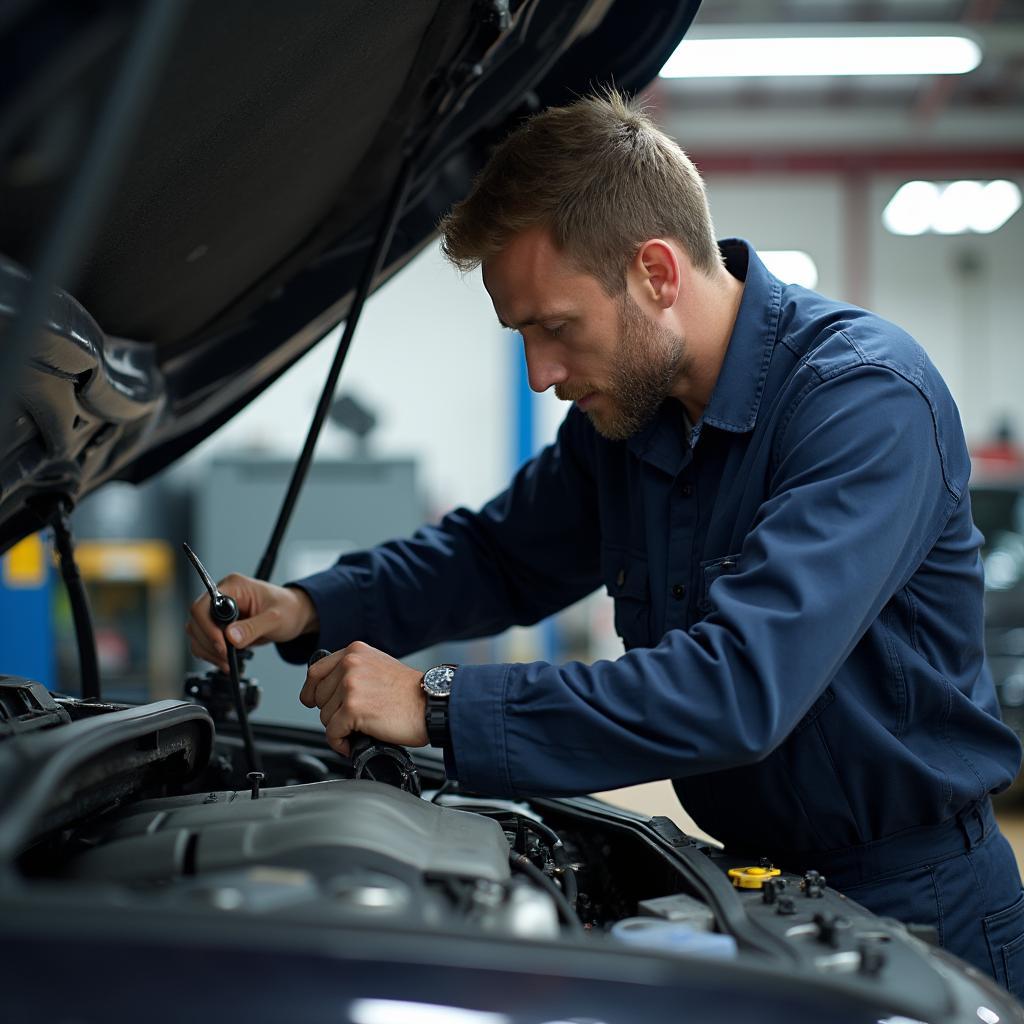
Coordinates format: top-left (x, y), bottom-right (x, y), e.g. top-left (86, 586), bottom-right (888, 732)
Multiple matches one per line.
top-left (0, 0), bottom-right (700, 553)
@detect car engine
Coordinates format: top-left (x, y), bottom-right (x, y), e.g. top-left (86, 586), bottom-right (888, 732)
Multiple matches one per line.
top-left (4, 674), bottom-right (1022, 1024)
top-left (64, 779), bottom-right (565, 939)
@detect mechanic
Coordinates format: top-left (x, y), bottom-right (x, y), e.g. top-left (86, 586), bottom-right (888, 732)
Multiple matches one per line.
top-left (188, 92), bottom-right (1024, 991)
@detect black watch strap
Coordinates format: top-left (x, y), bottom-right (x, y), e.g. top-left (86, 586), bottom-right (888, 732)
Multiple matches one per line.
top-left (425, 696), bottom-right (450, 748)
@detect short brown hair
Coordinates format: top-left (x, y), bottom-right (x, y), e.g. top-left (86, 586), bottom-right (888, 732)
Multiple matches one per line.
top-left (439, 89), bottom-right (721, 294)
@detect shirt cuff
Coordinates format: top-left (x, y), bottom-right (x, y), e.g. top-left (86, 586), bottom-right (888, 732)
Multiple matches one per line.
top-left (448, 662), bottom-right (514, 797)
top-left (273, 569), bottom-right (366, 664)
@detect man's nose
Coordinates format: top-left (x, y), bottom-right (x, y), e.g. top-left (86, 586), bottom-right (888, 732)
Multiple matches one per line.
top-left (523, 337), bottom-right (568, 393)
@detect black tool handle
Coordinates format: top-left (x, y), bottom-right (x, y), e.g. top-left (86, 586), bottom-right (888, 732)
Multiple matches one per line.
top-left (183, 542), bottom-right (260, 774)
top-left (307, 648), bottom-right (420, 794)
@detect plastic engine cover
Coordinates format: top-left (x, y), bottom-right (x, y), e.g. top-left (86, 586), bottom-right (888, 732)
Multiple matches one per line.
top-left (69, 779), bottom-right (511, 885)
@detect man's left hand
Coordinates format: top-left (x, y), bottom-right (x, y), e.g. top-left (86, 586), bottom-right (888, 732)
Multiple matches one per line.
top-left (299, 641), bottom-right (427, 756)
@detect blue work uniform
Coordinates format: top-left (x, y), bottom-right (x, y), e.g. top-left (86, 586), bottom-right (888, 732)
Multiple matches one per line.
top-left (282, 239), bottom-right (1024, 990)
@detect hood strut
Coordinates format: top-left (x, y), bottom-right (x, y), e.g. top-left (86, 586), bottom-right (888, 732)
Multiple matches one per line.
top-left (253, 154), bottom-right (416, 583)
top-left (253, 3), bottom-right (520, 583)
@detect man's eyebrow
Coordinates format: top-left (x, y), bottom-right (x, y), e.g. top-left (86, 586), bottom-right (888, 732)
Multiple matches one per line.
top-left (497, 310), bottom-right (573, 330)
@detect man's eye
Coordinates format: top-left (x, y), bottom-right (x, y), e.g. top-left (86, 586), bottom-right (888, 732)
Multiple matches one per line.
top-left (545, 323), bottom-right (567, 337)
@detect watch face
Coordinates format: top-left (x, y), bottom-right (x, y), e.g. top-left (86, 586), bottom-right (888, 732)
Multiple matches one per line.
top-left (422, 664), bottom-right (456, 697)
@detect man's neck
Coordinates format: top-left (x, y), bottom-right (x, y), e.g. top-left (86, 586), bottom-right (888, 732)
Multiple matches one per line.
top-left (670, 264), bottom-right (745, 423)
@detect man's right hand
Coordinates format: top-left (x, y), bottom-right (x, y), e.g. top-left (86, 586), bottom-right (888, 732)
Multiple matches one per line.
top-left (186, 574), bottom-right (319, 673)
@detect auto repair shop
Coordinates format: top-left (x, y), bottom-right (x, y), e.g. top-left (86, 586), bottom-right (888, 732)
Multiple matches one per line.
top-left (2, 2), bottom-right (1024, 1021)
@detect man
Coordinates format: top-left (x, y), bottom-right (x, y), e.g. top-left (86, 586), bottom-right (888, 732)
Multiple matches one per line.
top-left (188, 92), bottom-right (1024, 989)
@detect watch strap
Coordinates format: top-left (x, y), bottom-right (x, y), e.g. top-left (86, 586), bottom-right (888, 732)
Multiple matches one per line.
top-left (425, 694), bottom-right (450, 748)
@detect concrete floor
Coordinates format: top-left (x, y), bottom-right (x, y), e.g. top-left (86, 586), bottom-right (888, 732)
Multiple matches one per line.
top-left (597, 781), bottom-right (1024, 875)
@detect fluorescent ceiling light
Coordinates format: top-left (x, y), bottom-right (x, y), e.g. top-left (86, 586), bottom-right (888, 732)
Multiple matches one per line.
top-left (349, 1000), bottom-right (510, 1024)
top-left (759, 250), bottom-right (819, 289)
top-left (660, 34), bottom-right (981, 78)
top-left (883, 180), bottom-right (1022, 236)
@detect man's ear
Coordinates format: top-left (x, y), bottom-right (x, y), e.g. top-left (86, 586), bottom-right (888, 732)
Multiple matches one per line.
top-left (631, 239), bottom-right (680, 310)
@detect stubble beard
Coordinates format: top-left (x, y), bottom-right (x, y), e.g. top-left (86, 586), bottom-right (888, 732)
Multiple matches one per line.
top-left (561, 293), bottom-right (690, 442)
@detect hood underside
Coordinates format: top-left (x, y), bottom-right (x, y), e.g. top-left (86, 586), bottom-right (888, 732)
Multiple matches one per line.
top-left (0, 0), bottom-right (700, 552)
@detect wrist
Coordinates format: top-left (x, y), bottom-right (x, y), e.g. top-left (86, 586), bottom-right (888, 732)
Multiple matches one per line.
top-left (286, 585), bottom-right (319, 636)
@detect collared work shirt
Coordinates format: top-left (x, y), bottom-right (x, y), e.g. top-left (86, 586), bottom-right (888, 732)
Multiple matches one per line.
top-left (285, 239), bottom-right (1021, 857)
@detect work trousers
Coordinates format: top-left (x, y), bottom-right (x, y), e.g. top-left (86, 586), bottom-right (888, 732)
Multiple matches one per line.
top-left (823, 799), bottom-right (1024, 997)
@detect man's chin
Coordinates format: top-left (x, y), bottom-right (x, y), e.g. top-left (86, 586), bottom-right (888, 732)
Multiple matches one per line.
top-left (583, 400), bottom-right (662, 442)
top-left (584, 407), bottom-right (637, 442)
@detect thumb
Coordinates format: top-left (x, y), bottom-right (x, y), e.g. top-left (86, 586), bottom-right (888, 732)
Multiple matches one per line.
top-left (225, 608), bottom-right (279, 648)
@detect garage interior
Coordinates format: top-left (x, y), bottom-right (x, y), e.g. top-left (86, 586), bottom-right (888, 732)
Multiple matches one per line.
top-left (3, 0), bottom-right (1024, 871)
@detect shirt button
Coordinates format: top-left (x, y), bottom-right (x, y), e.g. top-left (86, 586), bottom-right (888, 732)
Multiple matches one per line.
top-left (671, 583), bottom-right (686, 600)
top-left (680, 483), bottom-right (693, 497)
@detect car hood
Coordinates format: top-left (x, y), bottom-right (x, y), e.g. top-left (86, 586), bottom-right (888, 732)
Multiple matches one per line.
top-left (0, 0), bottom-right (700, 553)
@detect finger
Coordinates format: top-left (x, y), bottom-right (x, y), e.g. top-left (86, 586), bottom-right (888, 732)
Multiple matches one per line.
top-left (319, 687), bottom-right (345, 728)
top-left (224, 607), bottom-right (280, 649)
top-left (314, 671), bottom-right (344, 709)
top-left (185, 621), bottom-right (228, 673)
top-left (325, 707), bottom-right (355, 753)
top-left (190, 591), bottom-right (226, 652)
top-left (300, 649), bottom-right (345, 707)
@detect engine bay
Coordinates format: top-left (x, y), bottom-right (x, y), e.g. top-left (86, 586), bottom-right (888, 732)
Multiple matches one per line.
top-left (0, 673), bottom-right (995, 1024)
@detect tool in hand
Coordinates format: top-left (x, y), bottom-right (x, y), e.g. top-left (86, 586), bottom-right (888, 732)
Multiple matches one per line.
top-left (183, 542), bottom-right (262, 776)
top-left (308, 648), bottom-right (421, 795)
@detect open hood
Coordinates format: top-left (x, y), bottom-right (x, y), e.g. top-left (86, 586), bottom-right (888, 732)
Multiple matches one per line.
top-left (0, 0), bottom-right (700, 552)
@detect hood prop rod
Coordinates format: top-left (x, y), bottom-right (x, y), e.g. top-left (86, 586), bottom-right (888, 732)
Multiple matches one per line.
top-left (50, 499), bottom-right (100, 701)
top-left (252, 9), bottom-right (507, 584)
top-left (252, 154), bottom-right (416, 584)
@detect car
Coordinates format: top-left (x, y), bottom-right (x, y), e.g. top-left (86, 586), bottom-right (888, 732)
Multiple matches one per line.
top-left (1, 2), bottom-right (1021, 1022)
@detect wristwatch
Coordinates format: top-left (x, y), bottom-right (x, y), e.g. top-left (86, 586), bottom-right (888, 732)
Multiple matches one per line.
top-left (421, 663), bottom-right (457, 748)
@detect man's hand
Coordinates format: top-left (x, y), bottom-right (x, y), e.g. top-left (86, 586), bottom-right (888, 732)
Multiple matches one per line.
top-left (186, 574), bottom-right (318, 673)
top-left (300, 641), bottom-right (427, 756)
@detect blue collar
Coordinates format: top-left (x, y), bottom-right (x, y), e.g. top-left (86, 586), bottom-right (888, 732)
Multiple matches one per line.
top-left (628, 239), bottom-right (782, 475)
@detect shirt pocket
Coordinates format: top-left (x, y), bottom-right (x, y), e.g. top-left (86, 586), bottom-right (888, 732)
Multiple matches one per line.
top-left (602, 545), bottom-right (652, 650)
top-left (699, 553), bottom-right (742, 615)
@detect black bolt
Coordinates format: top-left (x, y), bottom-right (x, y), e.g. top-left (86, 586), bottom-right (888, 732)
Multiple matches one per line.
top-left (859, 941), bottom-right (887, 976)
top-left (247, 771), bottom-right (264, 800)
top-left (776, 896), bottom-right (797, 915)
top-left (758, 857), bottom-right (772, 869)
top-left (814, 912), bottom-right (841, 948)
top-left (762, 878), bottom-right (779, 905)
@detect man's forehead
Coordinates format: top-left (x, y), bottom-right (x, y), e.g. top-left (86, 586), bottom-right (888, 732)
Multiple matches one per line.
top-left (482, 227), bottom-right (593, 325)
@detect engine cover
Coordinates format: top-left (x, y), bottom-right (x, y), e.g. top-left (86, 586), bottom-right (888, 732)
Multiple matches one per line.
top-left (70, 779), bottom-right (511, 886)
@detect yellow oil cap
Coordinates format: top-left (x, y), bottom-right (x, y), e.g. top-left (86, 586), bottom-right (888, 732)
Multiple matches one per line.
top-left (728, 866), bottom-right (781, 890)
